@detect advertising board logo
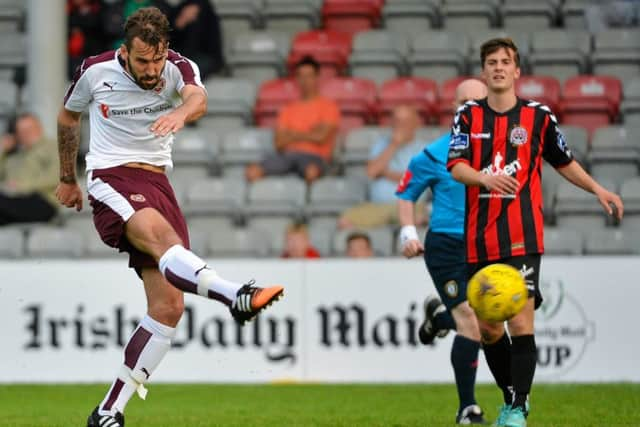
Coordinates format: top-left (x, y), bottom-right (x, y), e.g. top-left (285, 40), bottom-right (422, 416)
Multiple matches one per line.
top-left (534, 278), bottom-right (595, 379)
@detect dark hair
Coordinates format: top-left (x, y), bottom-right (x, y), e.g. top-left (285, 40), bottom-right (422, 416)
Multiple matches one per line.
top-left (346, 231), bottom-right (371, 247)
top-left (295, 55), bottom-right (320, 73)
top-left (124, 7), bottom-right (170, 52)
top-left (480, 37), bottom-right (520, 68)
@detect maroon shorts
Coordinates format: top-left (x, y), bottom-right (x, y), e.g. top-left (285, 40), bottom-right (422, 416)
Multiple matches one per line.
top-left (87, 166), bottom-right (190, 274)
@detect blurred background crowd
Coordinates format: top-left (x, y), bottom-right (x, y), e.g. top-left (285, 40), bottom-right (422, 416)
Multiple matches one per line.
top-left (1, 0), bottom-right (640, 259)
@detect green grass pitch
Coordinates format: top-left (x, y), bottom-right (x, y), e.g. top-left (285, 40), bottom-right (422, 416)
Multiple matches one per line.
top-left (1, 383), bottom-right (638, 426)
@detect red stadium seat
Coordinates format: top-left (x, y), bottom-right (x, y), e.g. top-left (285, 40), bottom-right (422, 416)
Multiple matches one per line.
top-left (320, 77), bottom-right (378, 133)
top-left (516, 75), bottom-right (561, 113)
top-left (377, 77), bottom-right (438, 125)
top-left (287, 30), bottom-right (353, 78)
top-left (437, 76), bottom-right (481, 127)
top-left (559, 75), bottom-right (622, 136)
top-left (254, 78), bottom-right (301, 127)
top-left (322, 0), bottom-right (383, 36)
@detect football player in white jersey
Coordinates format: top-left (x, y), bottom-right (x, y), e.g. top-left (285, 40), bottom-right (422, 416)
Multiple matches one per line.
top-left (55, 8), bottom-right (284, 427)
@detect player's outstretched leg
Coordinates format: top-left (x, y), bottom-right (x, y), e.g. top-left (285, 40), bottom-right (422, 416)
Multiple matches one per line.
top-left (157, 245), bottom-right (284, 324)
top-left (126, 210), bottom-right (284, 325)
top-left (418, 295), bottom-right (454, 345)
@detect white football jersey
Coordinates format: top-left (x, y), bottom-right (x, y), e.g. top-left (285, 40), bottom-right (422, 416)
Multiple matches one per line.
top-left (64, 49), bottom-right (205, 171)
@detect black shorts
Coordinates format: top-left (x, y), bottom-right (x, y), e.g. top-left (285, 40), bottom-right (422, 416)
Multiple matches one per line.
top-left (423, 231), bottom-right (468, 310)
top-left (467, 254), bottom-right (543, 310)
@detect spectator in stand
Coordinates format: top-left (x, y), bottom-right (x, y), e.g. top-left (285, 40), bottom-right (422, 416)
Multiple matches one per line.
top-left (585, 0), bottom-right (640, 32)
top-left (281, 222), bottom-right (321, 259)
top-left (67, 0), bottom-right (107, 79)
top-left (102, 0), bottom-right (173, 49)
top-left (345, 231), bottom-right (374, 258)
top-left (246, 56), bottom-right (341, 184)
top-left (169, 0), bottom-right (224, 79)
top-left (0, 113), bottom-right (59, 225)
top-left (338, 105), bottom-right (426, 229)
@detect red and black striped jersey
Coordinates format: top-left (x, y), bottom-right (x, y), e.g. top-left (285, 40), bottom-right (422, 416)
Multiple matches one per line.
top-left (446, 97), bottom-right (573, 263)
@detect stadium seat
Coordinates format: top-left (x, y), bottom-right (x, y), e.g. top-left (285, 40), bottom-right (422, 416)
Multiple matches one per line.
top-left (541, 164), bottom-right (565, 224)
top-left (408, 31), bottom-right (470, 84)
top-left (172, 128), bottom-right (220, 174)
top-left (182, 178), bottom-right (247, 219)
top-left (308, 217), bottom-right (338, 256)
top-left (584, 229), bottom-right (638, 255)
top-left (226, 31), bottom-right (291, 86)
top-left (528, 30), bottom-right (591, 84)
top-left (207, 226), bottom-right (272, 258)
top-left (516, 75), bottom-right (562, 113)
top-left (246, 216), bottom-right (293, 256)
top-left (0, 227), bottom-right (24, 258)
top-left (467, 30), bottom-right (531, 76)
top-left (544, 226), bottom-right (583, 255)
top-left (214, 0), bottom-right (261, 52)
top-left (0, 32), bottom-right (25, 69)
top-left (348, 30), bottom-right (410, 85)
top-left (262, 0), bottom-right (320, 36)
top-left (377, 78), bottom-right (438, 125)
top-left (305, 176), bottom-right (368, 217)
top-left (203, 78), bottom-right (257, 129)
top-left (26, 226), bottom-right (85, 258)
top-left (381, 0), bottom-right (438, 36)
top-left (558, 125), bottom-right (589, 164)
top-left (246, 176), bottom-right (307, 217)
top-left (342, 126), bottom-right (390, 166)
top-left (220, 127), bottom-right (274, 167)
top-left (0, 79), bottom-right (17, 117)
top-left (63, 215), bottom-right (96, 235)
top-left (554, 179), bottom-right (617, 229)
top-left (621, 76), bottom-right (640, 126)
top-left (332, 226), bottom-right (394, 256)
top-left (321, 0), bottom-right (383, 36)
top-left (437, 76), bottom-right (480, 127)
top-left (591, 29), bottom-right (640, 82)
top-left (619, 177), bottom-right (640, 230)
top-left (320, 77), bottom-right (378, 133)
top-left (588, 125), bottom-right (640, 186)
top-left (254, 78), bottom-right (300, 127)
top-left (81, 227), bottom-right (127, 259)
top-left (561, 0), bottom-right (593, 30)
top-left (502, 0), bottom-right (558, 30)
top-left (287, 30), bottom-right (353, 78)
top-left (187, 216), bottom-right (237, 231)
top-left (440, 1), bottom-right (499, 31)
top-left (559, 75), bottom-right (622, 136)
top-left (0, 0), bottom-right (23, 33)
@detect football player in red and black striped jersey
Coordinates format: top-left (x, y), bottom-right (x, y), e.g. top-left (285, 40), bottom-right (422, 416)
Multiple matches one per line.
top-left (447, 38), bottom-right (623, 426)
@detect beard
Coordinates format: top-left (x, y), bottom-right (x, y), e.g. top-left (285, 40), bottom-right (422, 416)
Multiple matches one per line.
top-left (127, 57), bottom-right (161, 90)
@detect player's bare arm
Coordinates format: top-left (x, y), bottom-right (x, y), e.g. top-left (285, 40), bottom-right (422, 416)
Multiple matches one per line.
top-left (450, 162), bottom-right (519, 195)
top-left (398, 199), bottom-right (424, 258)
top-left (150, 84), bottom-right (206, 137)
top-left (556, 160), bottom-right (624, 220)
top-left (55, 107), bottom-right (83, 211)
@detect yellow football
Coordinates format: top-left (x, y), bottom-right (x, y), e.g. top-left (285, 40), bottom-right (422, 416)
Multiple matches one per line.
top-left (467, 263), bottom-right (528, 322)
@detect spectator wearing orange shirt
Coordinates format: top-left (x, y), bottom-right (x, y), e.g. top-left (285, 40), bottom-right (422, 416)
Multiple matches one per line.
top-left (246, 56), bottom-right (340, 184)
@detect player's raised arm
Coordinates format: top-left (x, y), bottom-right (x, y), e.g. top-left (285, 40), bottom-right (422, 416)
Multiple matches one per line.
top-left (55, 107), bottom-right (83, 211)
